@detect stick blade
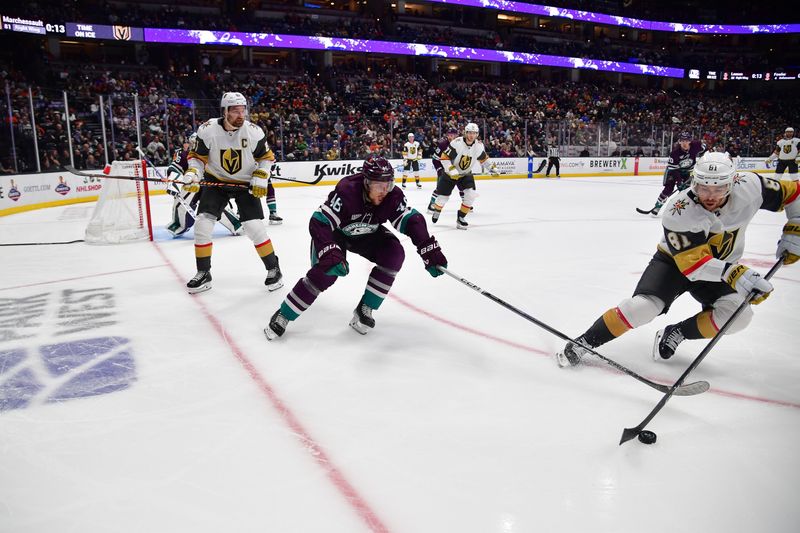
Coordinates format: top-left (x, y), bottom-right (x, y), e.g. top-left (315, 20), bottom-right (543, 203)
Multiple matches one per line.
top-left (619, 426), bottom-right (641, 445)
top-left (673, 380), bottom-right (710, 397)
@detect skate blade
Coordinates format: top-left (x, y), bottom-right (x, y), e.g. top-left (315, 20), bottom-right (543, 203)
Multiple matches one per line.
top-left (268, 220), bottom-right (283, 225)
top-left (264, 326), bottom-right (279, 341)
top-left (456, 224), bottom-right (468, 230)
top-left (187, 283), bottom-right (212, 294)
top-left (349, 316), bottom-right (371, 335)
top-left (265, 279), bottom-right (284, 292)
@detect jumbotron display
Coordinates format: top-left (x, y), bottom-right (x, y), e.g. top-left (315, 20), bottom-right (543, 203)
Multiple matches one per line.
top-left (143, 27), bottom-right (684, 77)
top-left (426, 0), bottom-right (800, 34)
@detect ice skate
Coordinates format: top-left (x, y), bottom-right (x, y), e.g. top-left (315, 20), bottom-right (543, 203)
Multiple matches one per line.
top-left (653, 324), bottom-right (684, 361)
top-left (264, 309), bottom-right (289, 340)
top-left (264, 258), bottom-right (284, 291)
top-left (268, 212), bottom-right (283, 225)
top-left (456, 214), bottom-right (468, 230)
top-left (187, 270), bottom-right (212, 294)
top-left (349, 299), bottom-right (376, 335)
top-left (556, 338), bottom-right (589, 368)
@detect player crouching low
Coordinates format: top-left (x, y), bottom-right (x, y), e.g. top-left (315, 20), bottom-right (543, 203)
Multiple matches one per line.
top-left (264, 155), bottom-right (448, 339)
top-left (555, 151), bottom-right (799, 367)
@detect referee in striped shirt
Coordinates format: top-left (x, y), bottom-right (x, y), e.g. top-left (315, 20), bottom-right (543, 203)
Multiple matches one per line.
top-left (545, 144), bottom-right (560, 178)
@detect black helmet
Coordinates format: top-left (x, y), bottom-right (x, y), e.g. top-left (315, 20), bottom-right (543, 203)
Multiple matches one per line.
top-left (362, 155), bottom-right (394, 182)
top-left (678, 131), bottom-right (692, 141)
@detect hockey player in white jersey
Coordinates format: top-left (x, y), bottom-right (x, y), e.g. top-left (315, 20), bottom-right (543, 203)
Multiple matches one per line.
top-left (432, 122), bottom-right (497, 229)
top-left (555, 152), bottom-right (799, 367)
top-left (165, 133), bottom-right (242, 237)
top-left (767, 126), bottom-right (799, 181)
top-left (183, 91), bottom-right (283, 294)
top-left (401, 132), bottom-right (422, 189)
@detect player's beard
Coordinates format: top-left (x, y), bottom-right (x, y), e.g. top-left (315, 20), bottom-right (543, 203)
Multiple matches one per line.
top-left (226, 114), bottom-right (245, 129)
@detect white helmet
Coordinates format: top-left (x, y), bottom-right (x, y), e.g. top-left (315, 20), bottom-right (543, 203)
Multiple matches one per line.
top-left (786, 127), bottom-right (794, 133)
top-left (691, 152), bottom-right (735, 197)
top-left (464, 122), bottom-right (479, 134)
top-left (408, 133), bottom-right (414, 140)
top-left (220, 91), bottom-right (247, 110)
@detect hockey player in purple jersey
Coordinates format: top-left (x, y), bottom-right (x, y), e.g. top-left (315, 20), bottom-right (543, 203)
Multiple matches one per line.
top-left (638, 131), bottom-right (706, 216)
top-left (264, 155), bottom-right (448, 339)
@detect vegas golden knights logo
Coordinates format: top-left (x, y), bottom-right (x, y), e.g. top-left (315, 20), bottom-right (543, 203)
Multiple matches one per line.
top-left (221, 148), bottom-right (243, 175)
top-left (708, 229), bottom-right (739, 260)
top-left (458, 155), bottom-right (473, 171)
top-left (113, 26), bottom-right (132, 40)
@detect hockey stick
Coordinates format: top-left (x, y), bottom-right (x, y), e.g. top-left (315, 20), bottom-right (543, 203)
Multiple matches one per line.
top-left (135, 148), bottom-right (241, 236)
top-left (619, 256), bottom-right (785, 445)
top-left (440, 267), bottom-right (709, 396)
top-left (64, 166), bottom-right (250, 190)
top-left (635, 206), bottom-right (656, 215)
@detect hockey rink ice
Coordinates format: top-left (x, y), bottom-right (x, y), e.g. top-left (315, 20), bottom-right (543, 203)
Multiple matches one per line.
top-left (2, 175), bottom-right (798, 533)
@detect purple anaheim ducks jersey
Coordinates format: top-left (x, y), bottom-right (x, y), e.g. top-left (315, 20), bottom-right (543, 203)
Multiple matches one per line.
top-left (432, 139), bottom-right (451, 172)
top-left (170, 148), bottom-right (189, 173)
top-left (667, 140), bottom-right (706, 175)
top-left (310, 173), bottom-right (430, 246)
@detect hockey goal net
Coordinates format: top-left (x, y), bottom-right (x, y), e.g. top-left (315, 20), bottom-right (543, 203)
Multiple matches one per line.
top-left (85, 159), bottom-right (154, 244)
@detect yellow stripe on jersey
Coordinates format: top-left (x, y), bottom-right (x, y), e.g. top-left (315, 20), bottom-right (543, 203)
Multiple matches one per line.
top-left (195, 243), bottom-right (213, 258)
top-left (188, 150), bottom-right (208, 164)
top-left (780, 179), bottom-right (800, 208)
top-left (255, 148), bottom-right (276, 163)
top-left (255, 239), bottom-right (274, 258)
top-left (672, 244), bottom-right (714, 276)
top-left (695, 310), bottom-right (718, 338)
top-left (602, 307), bottom-right (632, 338)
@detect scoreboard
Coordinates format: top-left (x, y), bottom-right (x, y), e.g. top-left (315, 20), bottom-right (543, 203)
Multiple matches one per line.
top-left (1, 15), bottom-right (143, 41)
top-left (687, 68), bottom-right (799, 81)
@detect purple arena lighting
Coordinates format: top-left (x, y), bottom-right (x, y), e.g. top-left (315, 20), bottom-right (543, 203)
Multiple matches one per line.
top-left (143, 28), bottom-right (685, 78)
top-left (425, 0), bottom-right (800, 34)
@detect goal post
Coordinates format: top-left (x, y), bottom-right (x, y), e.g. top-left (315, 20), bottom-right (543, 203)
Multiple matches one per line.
top-left (84, 159), bottom-right (154, 244)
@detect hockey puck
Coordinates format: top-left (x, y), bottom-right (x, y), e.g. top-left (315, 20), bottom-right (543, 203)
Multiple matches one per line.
top-left (638, 430), bottom-right (657, 445)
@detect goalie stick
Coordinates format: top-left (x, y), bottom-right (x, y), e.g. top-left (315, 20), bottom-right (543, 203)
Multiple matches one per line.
top-left (440, 267), bottom-right (710, 397)
top-left (619, 256), bottom-right (785, 445)
top-left (134, 148), bottom-right (240, 236)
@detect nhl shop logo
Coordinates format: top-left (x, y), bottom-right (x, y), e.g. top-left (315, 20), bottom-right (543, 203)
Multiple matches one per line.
top-left (55, 175), bottom-right (71, 195)
top-left (8, 179), bottom-right (21, 201)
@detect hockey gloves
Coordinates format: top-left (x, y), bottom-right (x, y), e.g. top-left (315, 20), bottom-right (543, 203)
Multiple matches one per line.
top-left (723, 264), bottom-right (773, 304)
top-left (182, 168), bottom-right (201, 193)
top-left (317, 243), bottom-right (349, 277)
top-left (777, 219), bottom-right (800, 265)
top-left (447, 165), bottom-right (460, 179)
top-left (250, 169), bottom-right (270, 198)
top-left (417, 236), bottom-right (447, 277)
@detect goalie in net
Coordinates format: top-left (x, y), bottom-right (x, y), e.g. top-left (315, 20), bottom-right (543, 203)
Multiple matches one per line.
top-left (85, 159), bottom-right (154, 244)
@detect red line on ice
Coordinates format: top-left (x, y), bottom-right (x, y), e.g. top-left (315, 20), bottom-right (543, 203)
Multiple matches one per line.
top-left (150, 243), bottom-right (391, 533)
top-left (389, 294), bottom-right (800, 410)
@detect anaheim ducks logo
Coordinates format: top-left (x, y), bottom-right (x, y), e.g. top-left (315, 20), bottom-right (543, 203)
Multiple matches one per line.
top-left (220, 148), bottom-right (242, 174)
top-left (669, 198), bottom-right (689, 216)
top-left (113, 26), bottom-right (132, 40)
top-left (708, 228), bottom-right (740, 260)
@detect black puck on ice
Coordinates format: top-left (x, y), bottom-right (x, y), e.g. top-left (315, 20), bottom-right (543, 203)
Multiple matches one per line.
top-left (638, 430), bottom-right (657, 445)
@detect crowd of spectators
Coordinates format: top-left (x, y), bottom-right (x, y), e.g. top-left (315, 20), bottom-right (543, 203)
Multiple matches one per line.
top-left (2, 60), bottom-right (797, 174)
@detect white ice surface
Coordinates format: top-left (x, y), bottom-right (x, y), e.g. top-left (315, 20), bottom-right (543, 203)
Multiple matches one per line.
top-left (1, 176), bottom-right (798, 533)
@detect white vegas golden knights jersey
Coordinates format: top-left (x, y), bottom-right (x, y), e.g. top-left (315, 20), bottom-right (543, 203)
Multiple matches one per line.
top-left (776, 137), bottom-right (800, 160)
top-left (188, 118), bottom-right (275, 183)
top-left (402, 141), bottom-right (421, 160)
top-left (658, 171), bottom-right (799, 282)
top-left (440, 136), bottom-right (490, 176)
